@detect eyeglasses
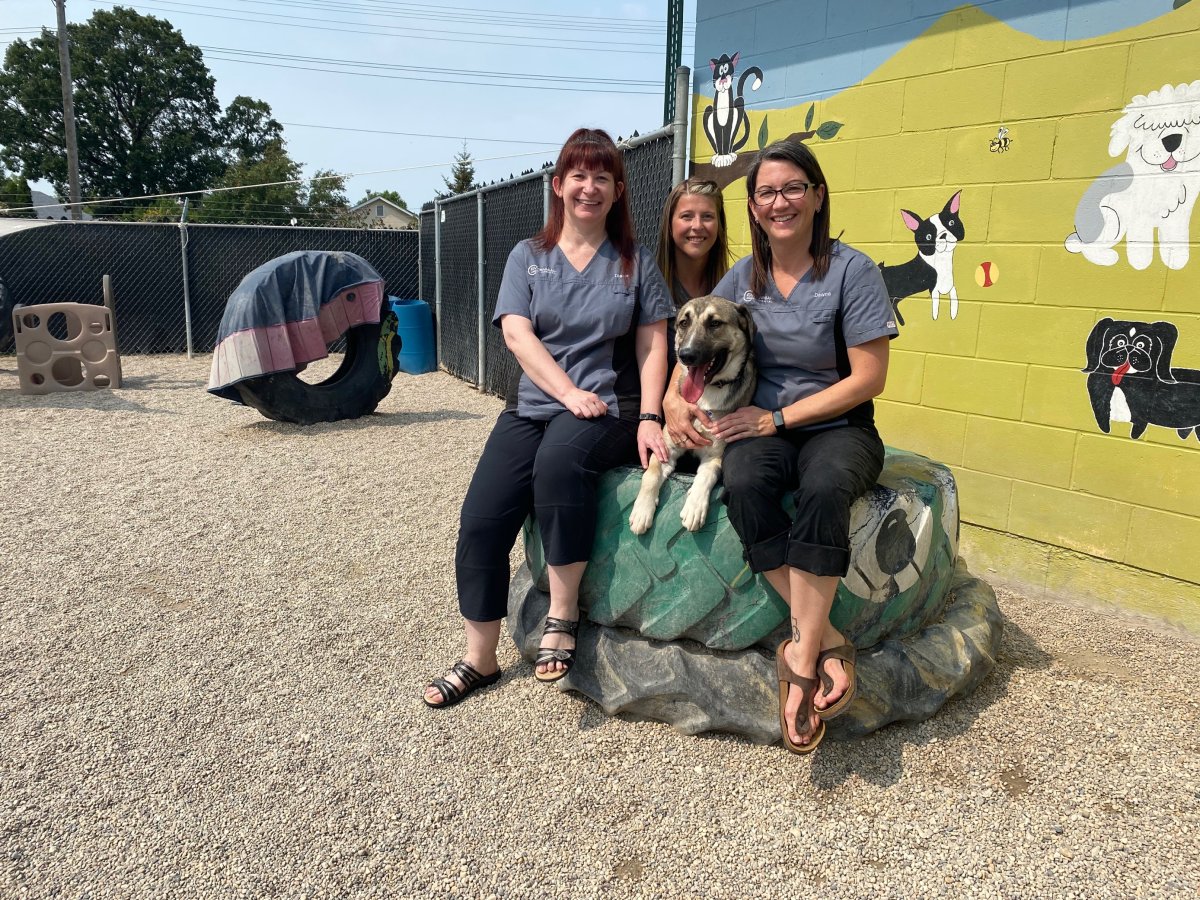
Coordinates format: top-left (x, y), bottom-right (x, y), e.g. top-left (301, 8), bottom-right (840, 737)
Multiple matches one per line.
top-left (751, 182), bottom-right (813, 206)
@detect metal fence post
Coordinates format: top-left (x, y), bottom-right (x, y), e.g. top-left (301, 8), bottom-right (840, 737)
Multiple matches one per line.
top-left (542, 172), bottom-right (551, 225)
top-left (476, 191), bottom-right (485, 388)
top-left (179, 197), bottom-right (194, 358)
top-left (672, 66), bottom-right (691, 186)
top-left (434, 199), bottom-right (442, 364)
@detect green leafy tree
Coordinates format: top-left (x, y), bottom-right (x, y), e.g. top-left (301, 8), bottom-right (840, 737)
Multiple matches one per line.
top-left (301, 170), bottom-right (352, 226)
top-left (356, 188), bottom-right (406, 209)
top-left (195, 139), bottom-right (302, 225)
top-left (0, 8), bottom-right (232, 212)
top-left (442, 142), bottom-right (476, 195)
top-left (0, 169), bottom-right (34, 217)
top-left (220, 96), bottom-right (284, 166)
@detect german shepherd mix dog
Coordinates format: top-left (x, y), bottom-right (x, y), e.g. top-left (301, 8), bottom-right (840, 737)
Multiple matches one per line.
top-left (629, 295), bottom-right (757, 534)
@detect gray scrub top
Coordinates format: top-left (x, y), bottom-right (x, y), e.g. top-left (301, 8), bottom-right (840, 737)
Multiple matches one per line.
top-left (493, 239), bottom-right (674, 421)
top-left (712, 241), bottom-right (898, 430)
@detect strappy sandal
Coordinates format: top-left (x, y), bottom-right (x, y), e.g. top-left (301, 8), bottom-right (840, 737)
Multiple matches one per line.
top-left (424, 660), bottom-right (501, 709)
top-left (816, 642), bottom-right (857, 721)
top-left (534, 616), bottom-right (579, 683)
top-left (776, 639), bottom-right (825, 755)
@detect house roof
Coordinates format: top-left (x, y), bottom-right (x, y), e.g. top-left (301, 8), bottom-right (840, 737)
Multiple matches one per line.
top-left (349, 196), bottom-right (414, 218)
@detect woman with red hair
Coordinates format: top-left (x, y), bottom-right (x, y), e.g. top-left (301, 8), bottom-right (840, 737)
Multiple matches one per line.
top-left (425, 128), bottom-right (673, 708)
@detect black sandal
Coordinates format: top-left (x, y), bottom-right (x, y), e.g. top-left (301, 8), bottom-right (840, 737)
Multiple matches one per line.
top-left (424, 660), bottom-right (501, 709)
top-left (534, 616), bottom-right (579, 683)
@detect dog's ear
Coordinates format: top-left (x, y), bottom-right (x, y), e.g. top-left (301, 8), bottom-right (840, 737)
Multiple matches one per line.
top-left (945, 190), bottom-right (961, 215)
top-left (1082, 317), bottom-right (1114, 373)
top-left (735, 302), bottom-right (757, 344)
top-left (1147, 320), bottom-right (1180, 383)
top-left (1108, 113), bottom-right (1135, 157)
top-left (899, 209), bottom-right (921, 232)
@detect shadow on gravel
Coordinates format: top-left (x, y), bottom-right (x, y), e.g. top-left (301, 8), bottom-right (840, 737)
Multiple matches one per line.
top-left (236, 408), bottom-right (487, 432)
top-left (805, 612), bottom-right (1053, 789)
top-left (0, 389), bottom-right (175, 414)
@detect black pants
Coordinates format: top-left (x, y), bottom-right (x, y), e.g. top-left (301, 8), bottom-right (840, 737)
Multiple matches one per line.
top-left (721, 424), bottom-right (884, 577)
top-left (455, 410), bottom-right (638, 622)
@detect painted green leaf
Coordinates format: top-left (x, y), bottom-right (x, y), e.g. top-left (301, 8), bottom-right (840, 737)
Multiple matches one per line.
top-left (816, 120), bottom-right (844, 140)
top-left (805, 103), bottom-right (815, 131)
top-left (757, 115), bottom-right (769, 149)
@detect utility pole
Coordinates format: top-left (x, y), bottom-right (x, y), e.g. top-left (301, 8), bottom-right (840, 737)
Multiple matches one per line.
top-left (663, 0), bottom-right (684, 126)
top-left (54, 0), bottom-right (82, 220)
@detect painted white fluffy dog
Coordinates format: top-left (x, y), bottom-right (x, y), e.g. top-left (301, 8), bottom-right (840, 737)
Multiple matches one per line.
top-left (1065, 80), bottom-right (1200, 270)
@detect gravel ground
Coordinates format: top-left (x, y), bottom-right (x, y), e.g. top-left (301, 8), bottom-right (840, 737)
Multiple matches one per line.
top-left (2, 355), bottom-right (1198, 900)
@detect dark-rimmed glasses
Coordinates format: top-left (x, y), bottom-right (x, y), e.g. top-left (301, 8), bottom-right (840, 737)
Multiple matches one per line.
top-left (751, 182), bottom-right (813, 206)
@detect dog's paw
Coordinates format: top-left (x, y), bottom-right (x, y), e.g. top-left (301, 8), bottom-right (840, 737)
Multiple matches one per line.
top-left (629, 497), bottom-right (657, 535)
top-left (679, 494), bottom-right (710, 532)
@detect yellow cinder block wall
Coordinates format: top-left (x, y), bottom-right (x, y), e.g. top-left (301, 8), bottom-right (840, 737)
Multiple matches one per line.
top-left (690, 1), bottom-right (1200, 630)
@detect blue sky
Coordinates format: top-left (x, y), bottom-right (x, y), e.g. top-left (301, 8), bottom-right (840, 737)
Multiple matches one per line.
top-left (1, 0), bottom-right (696, 210)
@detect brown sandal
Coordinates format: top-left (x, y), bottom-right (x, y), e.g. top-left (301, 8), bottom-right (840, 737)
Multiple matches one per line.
top-left (816, 642), bottom-right (857, 721)
top-left (775, 640), bottom-right (825, 754)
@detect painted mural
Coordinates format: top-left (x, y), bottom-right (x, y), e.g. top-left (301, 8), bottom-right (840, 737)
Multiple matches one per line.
top-left (689, 0), bottom-right (1200, 602)
top-left (878, 192), bottom-right (964, 324)
top-left (1064, 81), bottom-right (1200, 271)
top-left (701, 52), bottom-right (762, 168)
top-left (1082, 319), bottom-right (1200, 441)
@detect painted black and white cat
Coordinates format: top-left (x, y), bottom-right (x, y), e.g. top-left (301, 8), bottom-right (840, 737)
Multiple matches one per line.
top-left (703, 52), bottom-right (763, 168)
top-left (878, 191), bottom-right (964, 324)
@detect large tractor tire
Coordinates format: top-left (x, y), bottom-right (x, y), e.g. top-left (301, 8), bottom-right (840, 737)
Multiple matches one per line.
top-left (235, 304), bottom-right (401, 425)
top-left (522, 446), bottom-right (960, 651)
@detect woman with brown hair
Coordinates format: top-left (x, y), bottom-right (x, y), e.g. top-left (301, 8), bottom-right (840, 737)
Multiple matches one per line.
top-left (424, 128), bottom-right (674, 708)
top-left (663, 140), bottom-right (897, 753)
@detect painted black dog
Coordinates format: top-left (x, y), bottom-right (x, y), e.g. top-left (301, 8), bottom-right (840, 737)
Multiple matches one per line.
top-left (1082, 317), bottom-right (1200, 440)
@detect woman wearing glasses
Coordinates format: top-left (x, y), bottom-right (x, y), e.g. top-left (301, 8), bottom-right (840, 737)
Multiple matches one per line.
top-left (663, 140), bottom-right (897, 754)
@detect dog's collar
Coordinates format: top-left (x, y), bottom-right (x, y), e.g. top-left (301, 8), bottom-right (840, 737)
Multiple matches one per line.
top-left (709, 355), bottom-right (751, 391)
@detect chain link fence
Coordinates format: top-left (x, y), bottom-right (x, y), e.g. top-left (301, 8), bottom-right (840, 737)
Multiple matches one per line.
top-left (0, 222), bottom-right (419, 354)
top-left (430, 124), bottom-right (680, 400)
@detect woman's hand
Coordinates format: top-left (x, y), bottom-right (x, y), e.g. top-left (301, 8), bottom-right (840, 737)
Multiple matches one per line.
top-left (637, 420), bottom-right (669, 468)
top-left (710, 406), bottom-right (774, 443)
top-left (561, 387), bottom-right (608, 419)
top-left (663, 384), bottom-right (713, 449)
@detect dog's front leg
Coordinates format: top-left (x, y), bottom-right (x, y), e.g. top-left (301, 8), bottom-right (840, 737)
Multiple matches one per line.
top-left (930, 289), bottom-right (941, 320)
top-left (629, 450), bottom-right (677, 534)
top-left (949, 284), bottom-right (958, 320)
top-left (680, 452), bottom-right (722, 532)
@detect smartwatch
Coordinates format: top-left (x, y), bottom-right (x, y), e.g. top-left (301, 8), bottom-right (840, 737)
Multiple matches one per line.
top-left (771, 409), bottom-right (786, 433)
top-left (639, 413), bottom-right (663, 424)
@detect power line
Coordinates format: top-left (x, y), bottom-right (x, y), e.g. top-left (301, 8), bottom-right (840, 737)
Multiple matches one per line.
top-left (80, 0), bottom-right (681, 51)
top-left (278, 122), bottom-right (564, 146)
top-left (2, 147), bottom-right (561, 215)
top-left (202, 53), bottom-right (661, 94)
top-left (199, 46), bottom-right (658, 86)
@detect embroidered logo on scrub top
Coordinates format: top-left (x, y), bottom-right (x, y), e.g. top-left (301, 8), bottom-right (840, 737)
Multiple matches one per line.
top-left (813, 291), bottom-right (832, 299)
top-left (743, 290), bottom-right (776, 304)
top-left (528, 265), bottom-right (556, 276)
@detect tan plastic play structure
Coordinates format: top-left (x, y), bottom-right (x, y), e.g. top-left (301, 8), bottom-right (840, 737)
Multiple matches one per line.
top-left (13, 277), bottom-right (123, 395)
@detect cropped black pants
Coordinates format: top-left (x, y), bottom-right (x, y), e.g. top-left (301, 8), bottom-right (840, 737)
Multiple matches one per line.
top-left (455, 410), bottom-right (638, 622)
top-left (721, 424), bottom-right (884, 577)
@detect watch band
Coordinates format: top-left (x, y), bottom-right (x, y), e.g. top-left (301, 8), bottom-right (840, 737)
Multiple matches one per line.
top-left (772, 409), bottom-right (786, 433)
top-left (639, 413), bottom-right (663, 424)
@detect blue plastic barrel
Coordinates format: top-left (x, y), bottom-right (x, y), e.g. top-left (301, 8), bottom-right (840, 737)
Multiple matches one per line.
top-left (388, 297), bottom-right (436, 374)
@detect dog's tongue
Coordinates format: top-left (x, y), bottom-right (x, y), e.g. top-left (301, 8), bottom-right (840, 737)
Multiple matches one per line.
top-left (681, 366), bottom-right (706, 404)
top-left (1112, 360), bottom-right (1131, 385)
top-left (1162, 155), bottom-right (1178, 172)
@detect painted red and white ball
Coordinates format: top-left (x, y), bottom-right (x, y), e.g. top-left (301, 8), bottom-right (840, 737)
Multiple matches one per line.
top-left (975, 261), bottom-right (999, 287)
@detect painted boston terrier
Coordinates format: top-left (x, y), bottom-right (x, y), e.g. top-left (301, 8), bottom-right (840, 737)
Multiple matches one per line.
top-left (878, 191), bottom-right (964, 324)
